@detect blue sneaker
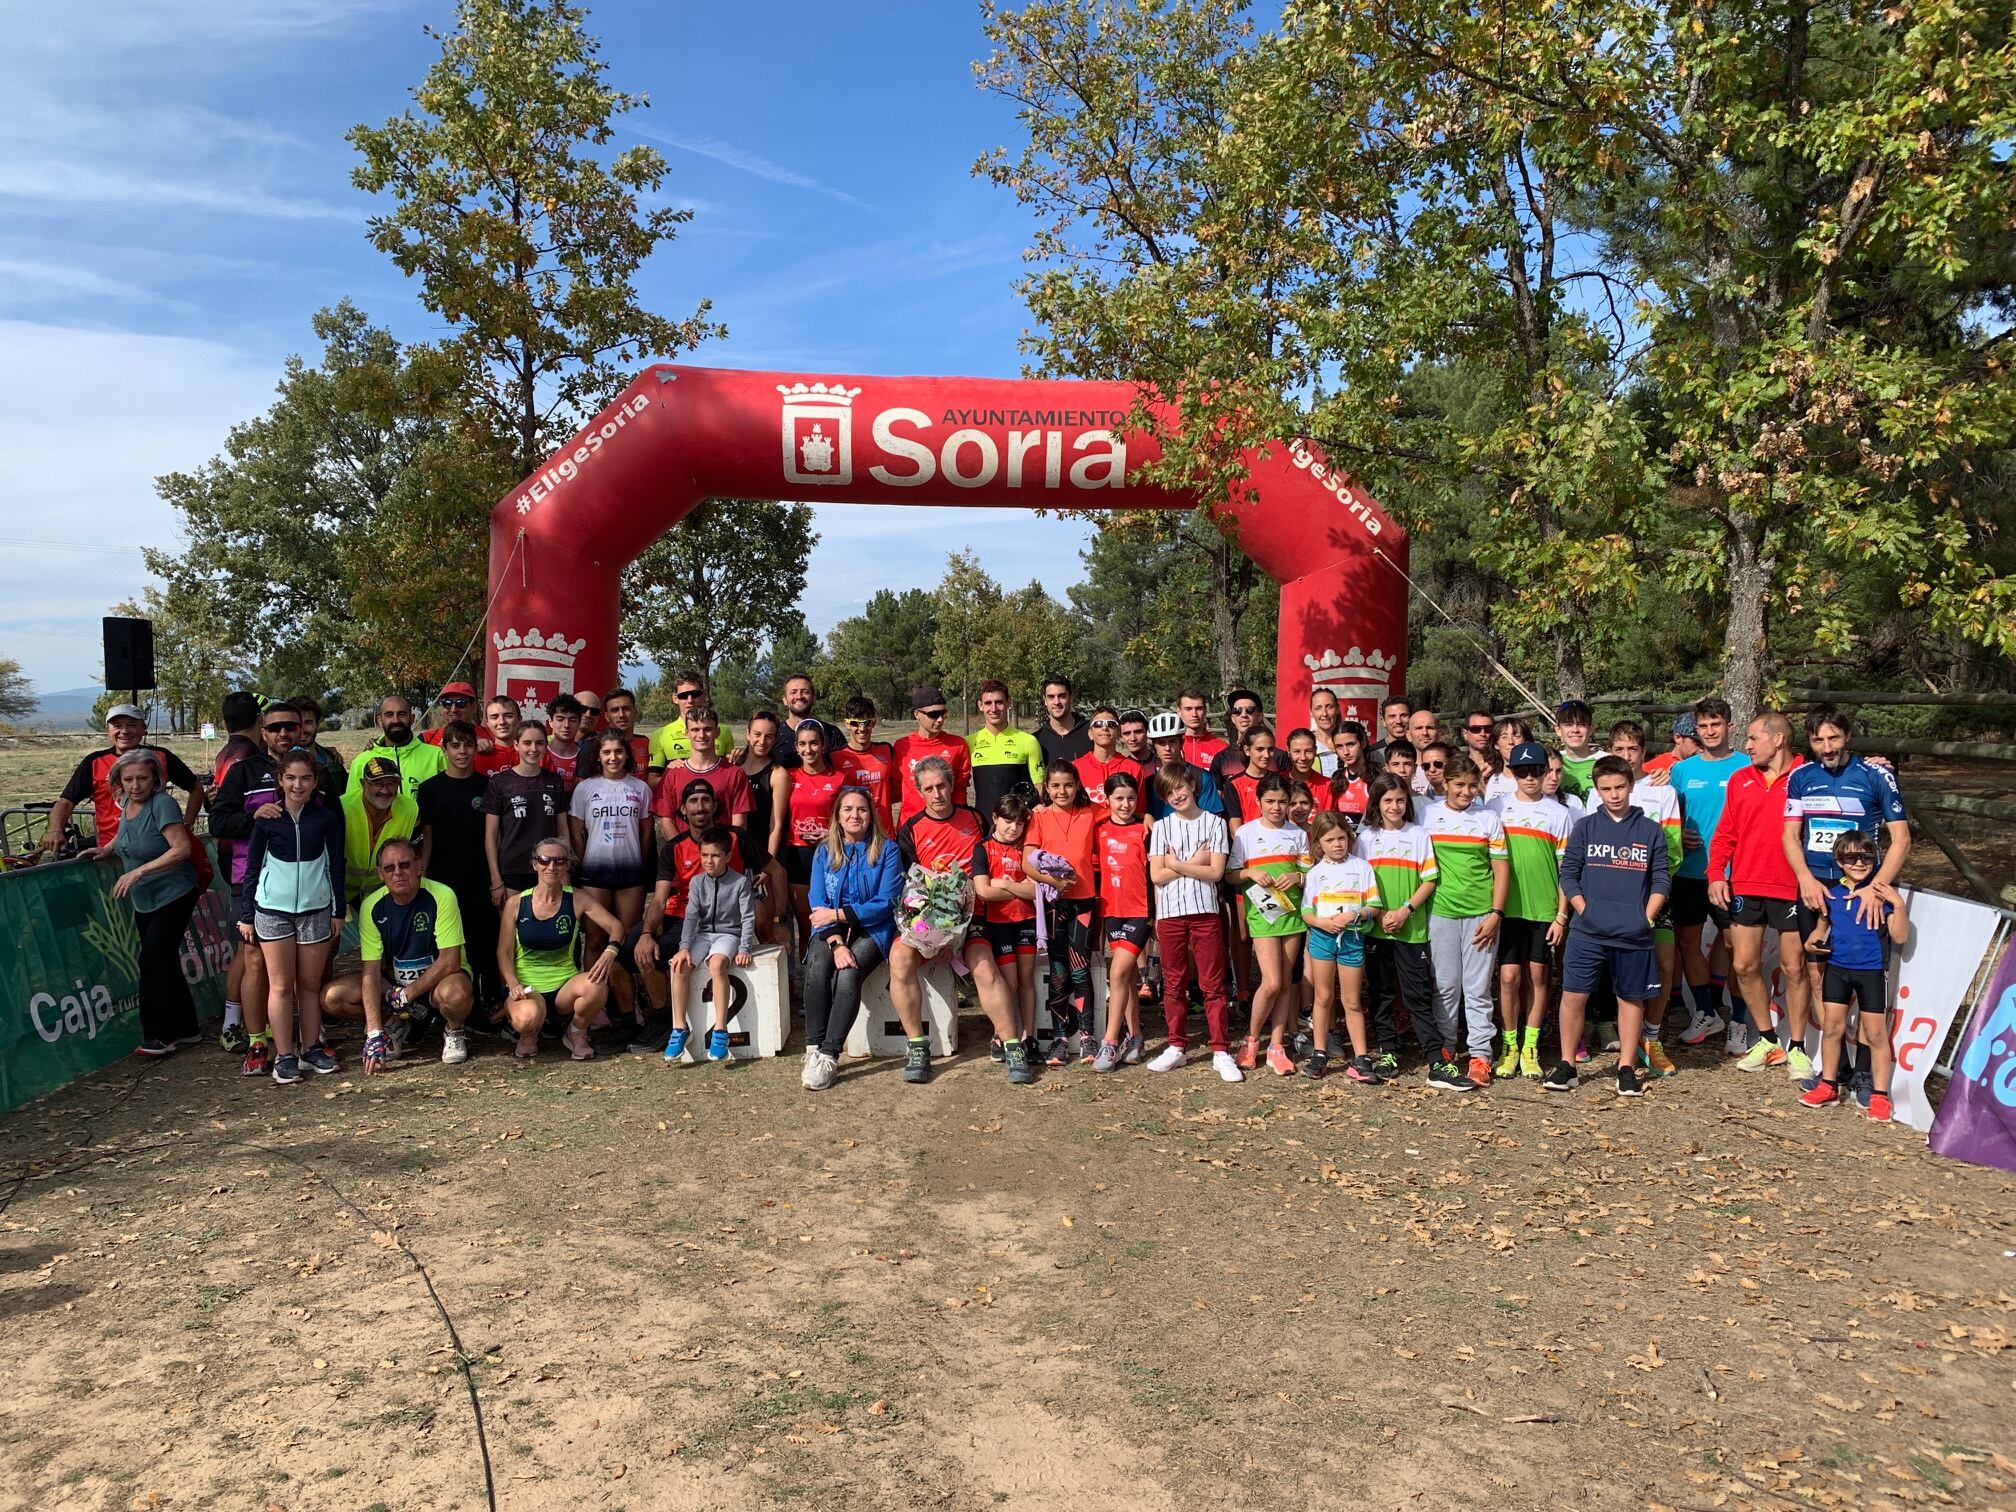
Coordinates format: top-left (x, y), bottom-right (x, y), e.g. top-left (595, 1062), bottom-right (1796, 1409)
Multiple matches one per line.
top-left (706, 1028), bottom-right (730, 1062)
top-left (664, 1027), bottom-right (691, 1063)
top-left (1849, 1067), bottom-right (1874, 1111)
top-left (271, 1053), bottom-right (301, 1086)
top-left (300, 1042), bottom-right (340, 1075)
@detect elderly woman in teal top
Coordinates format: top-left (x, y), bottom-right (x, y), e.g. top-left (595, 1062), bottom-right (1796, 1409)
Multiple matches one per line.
top-left (78, 748), bottom-right (202, 1057)
top-left (496, 835), bottom-right (625, 1062)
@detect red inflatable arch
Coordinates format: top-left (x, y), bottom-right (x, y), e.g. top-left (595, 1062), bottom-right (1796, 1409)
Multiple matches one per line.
top-left (485, 366), bottom-right (1408, 722)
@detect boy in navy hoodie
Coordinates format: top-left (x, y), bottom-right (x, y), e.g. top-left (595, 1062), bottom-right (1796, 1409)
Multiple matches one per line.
top-left (1551, 755), bottom-right (1671, 1098)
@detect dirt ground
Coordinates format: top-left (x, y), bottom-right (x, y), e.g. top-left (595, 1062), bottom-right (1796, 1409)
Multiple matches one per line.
top-left (2, 1012), bottom-right (2012, 1512)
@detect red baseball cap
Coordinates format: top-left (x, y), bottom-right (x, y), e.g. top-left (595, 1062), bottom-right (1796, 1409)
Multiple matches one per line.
top-left (440, 680), bottom-right (478, 698)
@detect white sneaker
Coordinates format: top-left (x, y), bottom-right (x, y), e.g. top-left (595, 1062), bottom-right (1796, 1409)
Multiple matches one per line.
top-left (1146, 1045), bottom-right (1186, 1073)
top-left (1678, 1009), bottom-right (1724, 1046)
top-left (1598, 1021), bottom-right (1620, 1052)
top-left (800, 1047), bottom-right (820, 1089)
top-left (1725, 1020), bottom-right (1754, 1056)
top-left (440, 1030), bottom-right (467, 1066)
top-left (1212, 1051), bottom-right (1244, 1083)
top-left (806, 1049), bottom-right (837, 1091)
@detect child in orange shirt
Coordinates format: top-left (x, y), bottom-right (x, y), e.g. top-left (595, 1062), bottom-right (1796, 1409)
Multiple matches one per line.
top-left (1090, 772), bottom-right (1150, 1071)
top-left (1025, 761), bottom-right (1101, 1065)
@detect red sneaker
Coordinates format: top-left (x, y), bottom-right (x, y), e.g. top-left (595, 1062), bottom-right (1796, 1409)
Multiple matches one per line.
top-left (1466, 1055), bottom-right (1492, 1088)
top-left (1867, 1091), bottom-right (1894, 1122)
top-left (1235, 1036), bottom-right (1260, 1071)
top-left (1798, 1079), bottom-right (1838, 1108)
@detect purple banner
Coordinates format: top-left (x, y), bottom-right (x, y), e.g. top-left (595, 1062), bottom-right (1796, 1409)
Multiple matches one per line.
top-left (1927, 939), bottom-right (2016, 1174)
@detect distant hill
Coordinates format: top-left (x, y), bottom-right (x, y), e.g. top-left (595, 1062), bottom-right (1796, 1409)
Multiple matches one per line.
top-left (28, 687), bottom-right (113, 729)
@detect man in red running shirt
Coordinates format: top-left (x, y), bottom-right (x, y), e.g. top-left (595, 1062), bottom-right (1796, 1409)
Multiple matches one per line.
top-left (1177, 687), bottom-right (1226, 769)
top-left (1709, 712), bottom-right (1812, 1080)
top-left (892, 685), bottom-right (970, 820)
top-left (46, 703), bottom-right (202, 853)
top-left (888, 756), bottom-right (1031, 1085)
top-left (1073, 705), bottom-right (1146, 813)
top-left (832, 694), bottom-right (898, 831)
top-left (421, 681), bottom-right (481, 747)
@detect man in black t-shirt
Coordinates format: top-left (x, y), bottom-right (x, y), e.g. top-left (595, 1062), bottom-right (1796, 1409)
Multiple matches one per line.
top-left (416, 720), bottom-right (498, 1010)
top-left (1035, 676), bottom-right (1092, 765)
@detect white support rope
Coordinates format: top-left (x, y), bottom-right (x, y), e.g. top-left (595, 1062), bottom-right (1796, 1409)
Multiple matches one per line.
top-left (1370, 547), bottom-right (1559, 729)
top-left (436, 530), bottom-right (525, 699)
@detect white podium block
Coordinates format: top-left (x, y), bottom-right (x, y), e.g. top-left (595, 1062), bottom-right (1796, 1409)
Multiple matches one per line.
top-left (847, 955), bottom-right (958, 1058)
top-left (671, 945), bottom-right (788, 1059)
top-left (1032, 949), bottom-right (1107, 1046)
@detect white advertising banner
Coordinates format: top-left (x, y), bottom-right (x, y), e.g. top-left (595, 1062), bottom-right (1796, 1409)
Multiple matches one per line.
top-left (1884, 890), bottom-right (2003, 1132)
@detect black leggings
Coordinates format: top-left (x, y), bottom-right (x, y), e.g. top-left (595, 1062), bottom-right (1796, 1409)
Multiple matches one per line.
top-left (136, 889), bottom-right (201, 1042)
top-left (803, 933), bottom-right (886, 1057)
top-left (1044, 896), bottom-right (1099, 1034)
top-left (1365, 937), bottom-right (1437, 1057)
top-left (449, 879), bottom-right (503, 1009)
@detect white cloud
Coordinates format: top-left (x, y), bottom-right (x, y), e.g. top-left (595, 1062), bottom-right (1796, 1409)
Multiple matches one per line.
top-left (0, 258), bottom-right (158, 306)
top-left (0, 161), bottom-right (355, 223)
top-left (0, 320), bottom-right (279, 687)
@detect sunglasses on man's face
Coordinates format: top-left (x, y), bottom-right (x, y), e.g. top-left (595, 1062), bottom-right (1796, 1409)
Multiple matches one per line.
top-left (265, 721), bottom-right (301, 733)
top-left (1090, 718), bottom-right (1118, 729)
top-left (441, 697), bottom-right (472, 709)
top-left (1467, 723), bottom-right (1493, 734)
top-left (1231, 705), bottom-right (1260, 717)
top-left (918, 708), bottom-right (947, 719)
top-left (1422, 760), bottom-right (1445, 770)
top-left (844, 719), bottom-right (874, 729)
top-left (675, 689), bottom-right (702, 701)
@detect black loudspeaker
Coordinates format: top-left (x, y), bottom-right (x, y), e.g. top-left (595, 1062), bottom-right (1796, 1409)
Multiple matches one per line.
top-left (103, 616), bottom-right (155, 692)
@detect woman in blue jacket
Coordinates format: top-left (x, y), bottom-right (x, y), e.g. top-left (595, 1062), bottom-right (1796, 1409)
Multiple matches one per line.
top-left (238, 751), bottom-right (346, 1086)
top-left (800, 787), bottom-right (902, 1090)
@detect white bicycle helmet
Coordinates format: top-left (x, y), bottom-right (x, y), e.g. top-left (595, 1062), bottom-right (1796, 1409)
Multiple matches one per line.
top-left (1146, 710), bottom-right (1182, 740)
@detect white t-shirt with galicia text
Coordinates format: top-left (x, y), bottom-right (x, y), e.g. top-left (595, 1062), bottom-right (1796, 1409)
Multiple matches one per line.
top-left (570, 775), bottom-right (653, 873)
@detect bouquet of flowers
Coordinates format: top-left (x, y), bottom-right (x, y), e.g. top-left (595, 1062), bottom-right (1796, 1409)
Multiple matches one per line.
top-left (897, 864), bottom-right (975, 959)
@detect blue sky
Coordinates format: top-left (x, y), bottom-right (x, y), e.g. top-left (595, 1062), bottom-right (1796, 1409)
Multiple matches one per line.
top-left (0, 0), bottom-right (1098, 691)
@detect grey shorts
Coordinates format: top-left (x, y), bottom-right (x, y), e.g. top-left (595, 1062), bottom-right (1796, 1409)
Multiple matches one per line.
top-left (254, 907), bottom-right (336, 945)
top-left (689, 932), bottom-right (743, 964)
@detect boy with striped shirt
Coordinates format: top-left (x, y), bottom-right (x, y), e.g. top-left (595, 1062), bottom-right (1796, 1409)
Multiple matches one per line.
top-left (1423, 764), bottom-right (1510, 1086)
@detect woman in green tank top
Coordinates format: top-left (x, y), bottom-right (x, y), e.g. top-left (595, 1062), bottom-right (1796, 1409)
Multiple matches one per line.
top-left (497, 838), bottom-right (626, 1062)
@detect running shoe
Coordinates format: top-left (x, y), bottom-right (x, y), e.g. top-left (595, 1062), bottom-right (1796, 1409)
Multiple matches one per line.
top-left (805, 1049), bottom-right (838, 1091)
top-left (1574, 1037), bottom-right (1592, 1064)
top-left (565, 1026), bottom-right (597, 1061)
top-left (1075, 1030), bottom-right (1098, 1064)
top-left (706, 1028), bottom-right (730, 1062)
top-left (271, 1053), bottom-right (301, 1086)
top-left (1541, 1060), bottom-right (1577, 1093)
top-left (1678, 1010), bottom-right (1725, 1046)
top-left (300, 1042), bottom-right (340, 1075)
top-left (1375, 1051), bottom-right (1401, 1080)
top-left (902, 1038), bottom-right (930, 1083)
top-left (1466, 1056), bottom-right (1492, 1088)
top-left (1426, 1059), bottom-right (1476, 1092)
top-left (628, 1017), bottom-right (671, 1055)
top-left (1614, 1065), bottom-right (1642, 1099)
top-left (240, 1039), bottom-right (272, 1078)
top-left (988, 1037), bottom-right (1006, 1064)
top-left (133, 1039), bottom-right (176, 1059)
top-left (1643, 1040), bottom-right (1678, 1078)
top-left (362, 1031), bottom-right (392, 1075)
top-left (1265, 1044), bottom-right (1295, 1076)
top-left (1290, 1031), bottom-right (1313, 1059)
top-left (1211, 1050), bottom-right (1243, 1083)
top-left (441, 1030), bottom-right (468, 1066)
top-left (1598, 1021), bottom-right (1620, 1052)
top-left (1345, 1055), bottom-right (1381, 1084)
top-left (220, 1022), bottom-right (250, 1055)
top-left (1867, 1091), bottom-right (1894, 1122)
top-left (664, 1027), bottom-right (691, 1062)
top-left (173, 1033), bottom-right (202, 1047)
top-left (1046, 1035), bottom-right (1073, 1068)
top-left (1798, 1079), bottom-right (1838, 1108)
top-left (515, 1031), bottom-right (540, 1060)
top-left (1735, 1038), bottom-right (1786, 1073)
top-left (1492, 1038), bottom-right (1520, 1079)
top-left (383, 1015), bottom-right (410, 1062)
top-left (1091, 1041), bottom-right (1122, 1073)
top-left (1785, 1045), bottom-right (1816, 1084)
top-left (1005, 1040), bottom-right (1036, 1085)
top-left (1304, 1050), bottom-right (1329, 1080)
top-left (1518, 1044), bottom-right (1543, 1080)
top-left (1122, 1034), bottom-right (1145, 1065)
top-left (1725, 1020), bottom-right (1753, 1057)
top-left (1849, 1068), bottom-right (1874, 1111)
top-left (1146, 1044), bottom-right (1185, 1072)
top-left (1021, 1035), bottom-right (1038, 1064)
top-left (1235, 1036), bottom-right (1260, 1071)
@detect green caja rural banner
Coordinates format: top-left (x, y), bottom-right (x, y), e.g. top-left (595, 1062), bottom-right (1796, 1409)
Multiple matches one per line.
top-left (1, 845), bottom-right (234, 1116)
